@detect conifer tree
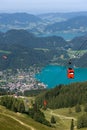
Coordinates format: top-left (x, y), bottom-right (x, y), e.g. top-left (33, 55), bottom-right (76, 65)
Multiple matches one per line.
top-left (70, 119), bottom-right (74, 130)
top-left (51, 116), bottom-right (56, 124)
top-left (18, 101), bottom-right (25, 113)
top-left (84, 103), bottom-right (87, 112)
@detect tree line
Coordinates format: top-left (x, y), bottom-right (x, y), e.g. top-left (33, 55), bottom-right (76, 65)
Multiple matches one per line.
top-left (0, 96), bottom-right (51, 127)
top-left (0, 96), bottom-right (25, 113)
top-left (36, 82), bottom-right (87, 129)
top-left (75, 104), bottom-right (87, 129)
top-left (36, 82), bottom-right (87, 109)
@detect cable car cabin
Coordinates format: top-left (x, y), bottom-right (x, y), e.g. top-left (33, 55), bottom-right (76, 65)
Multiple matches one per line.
top-left (67, 68), bottom-right (74, 79)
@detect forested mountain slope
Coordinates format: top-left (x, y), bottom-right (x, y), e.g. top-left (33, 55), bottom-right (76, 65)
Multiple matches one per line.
top-left (0, 29), bottom-right (68, 70)
top-left (36, 82), bottom-right (87, 109)
top-left (0, 29), bottom-right (87, 70)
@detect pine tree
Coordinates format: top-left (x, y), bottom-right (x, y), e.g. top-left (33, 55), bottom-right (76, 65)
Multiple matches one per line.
top-left (51, 116), bottom-right (56, 124)
top-left (18, 101), bottom-right (25, 113)
top-left (11, 99), bottom-right (18, 112)
top-left (84, 103), bottom-right (87, 112)
top-left (70, 119), bottom-right (74, 130)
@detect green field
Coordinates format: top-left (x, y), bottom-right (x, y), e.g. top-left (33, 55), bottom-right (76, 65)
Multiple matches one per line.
top-left (42, 107), bottom-right (87, 130)
top-left (0, 105), bottom-right (53, 130)
top-left (67, 49), bottom-right (87, 58)
top-left (0, 103), bottom-right (87, 130)
top-left (0, 50), bottom-right (11, 54)
top-left (34, 48), bottom-right (49, 52)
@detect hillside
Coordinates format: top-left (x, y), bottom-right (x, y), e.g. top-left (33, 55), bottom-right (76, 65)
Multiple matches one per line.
top-left (1, 81), bottom-right (86, 130)
top-left (68, 35), bottom-right (87, 67)
top-left (69, 35), bottom-right (87, 50)
top-left (0, 13), bottom-right (41, 24)
top-left (0, 105), bottom-right (52, 130)
top-left (0, 29), bottom-right (68, 70)
top-left (0, 29), bottom-right (87, 70)
top-left (0, 13), bottom-right (42, 32)
top-left (1, 101), bottom-right (87, 130)
top-left (36, 82), bottom-right (87, 109)
top-left (0, 12), bottom-right (87, 38)
top-left (38, 11), bottom-right (87, 22)
top-left (45, 16), bottom-right (87, 32)
top-left (0, 29), bottom-right (67, 49)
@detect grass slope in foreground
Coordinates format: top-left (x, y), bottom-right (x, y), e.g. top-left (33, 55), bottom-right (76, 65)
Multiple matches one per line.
top-left (0, 104), bottom-right (87, 130)
top-left (0, 105), bottom-right (53, 130)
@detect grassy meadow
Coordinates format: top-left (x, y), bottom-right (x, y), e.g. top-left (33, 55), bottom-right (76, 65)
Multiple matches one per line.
top-left (42, 106), bottom-right (87, 130)
top-left (0, 105), bottom-right (53, 130)
top-left (0, 97), bottom-right (87, 130)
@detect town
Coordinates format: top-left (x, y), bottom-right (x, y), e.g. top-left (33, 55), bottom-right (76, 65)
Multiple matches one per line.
top-left (0, 66), bottom-right (46, 94)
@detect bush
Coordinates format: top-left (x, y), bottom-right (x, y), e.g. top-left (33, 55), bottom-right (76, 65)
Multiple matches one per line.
top-left (28, 107), bottom-right (51, 127)
top-left (51, 116), bottom-right (56, 124)
top-left (68, 107), bottom-right (72, 114)
top-left (77, 113), bottom-right (87, 129)
top-left (75, 104), bottom-right (81, 113)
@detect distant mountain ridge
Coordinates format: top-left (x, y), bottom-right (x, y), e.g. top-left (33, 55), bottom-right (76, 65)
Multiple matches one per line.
top-left (38, 11), bottom-right (87, 20)
top-left (0, 29), bottom-right (67, 48)
top-left (0, 11), bottom-right (87, 70)
top-left (69, 35), bottom-right (87, 50)
top-left (45, 16), bottom-right (87, 32)
top-left (0, 13), bottom-right (41, 24)
top-left (0, 29), bottom-right (68, 70)
top-left (0, 13), bottom-right (42, 32)
top-left (0, 12), bottom-right (87, 38)
top-left (0, 29), bottom-right (87, 69)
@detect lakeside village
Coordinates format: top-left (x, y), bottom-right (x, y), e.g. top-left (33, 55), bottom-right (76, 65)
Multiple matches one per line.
top-left (0, 66), bottom-right (47, 95)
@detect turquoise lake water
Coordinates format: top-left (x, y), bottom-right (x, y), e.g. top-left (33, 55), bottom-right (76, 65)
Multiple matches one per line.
top-left (35, 65), bottom-right (87, 88)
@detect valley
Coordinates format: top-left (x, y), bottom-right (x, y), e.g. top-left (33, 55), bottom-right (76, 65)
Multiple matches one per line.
top-left (0, 11), bottom-right (87, 130)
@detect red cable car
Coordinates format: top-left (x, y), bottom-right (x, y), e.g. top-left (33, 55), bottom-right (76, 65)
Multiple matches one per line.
top-left (67, 68), bottom-right (74, 79)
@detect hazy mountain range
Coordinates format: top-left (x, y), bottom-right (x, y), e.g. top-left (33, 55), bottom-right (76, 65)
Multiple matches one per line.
top-left (0, 12), bottom-right (87, 37)
top-left (0, 12), bottom-right (87, 70)
top-left (0, 29), bottom-right (87, 70)
top-left (0, 29), bottom-right (68, 70)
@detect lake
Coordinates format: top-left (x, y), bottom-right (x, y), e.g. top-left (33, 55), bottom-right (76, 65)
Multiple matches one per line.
top-left (37, 32), bottom-right (85, 40)
top-left (35, 65), bottom-right (87, 88)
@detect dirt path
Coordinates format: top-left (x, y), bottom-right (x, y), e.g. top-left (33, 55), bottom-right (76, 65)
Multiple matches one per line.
top-left (0, 112), bottom-right (36, 130)
top-left (50, 110), bottom-right (77, 121)
top-left (50, 110), bottom-right (77, 130)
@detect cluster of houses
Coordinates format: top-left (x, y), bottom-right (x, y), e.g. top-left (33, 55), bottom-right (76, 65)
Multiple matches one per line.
top-left (0, 67), bottom-right (46, 94)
